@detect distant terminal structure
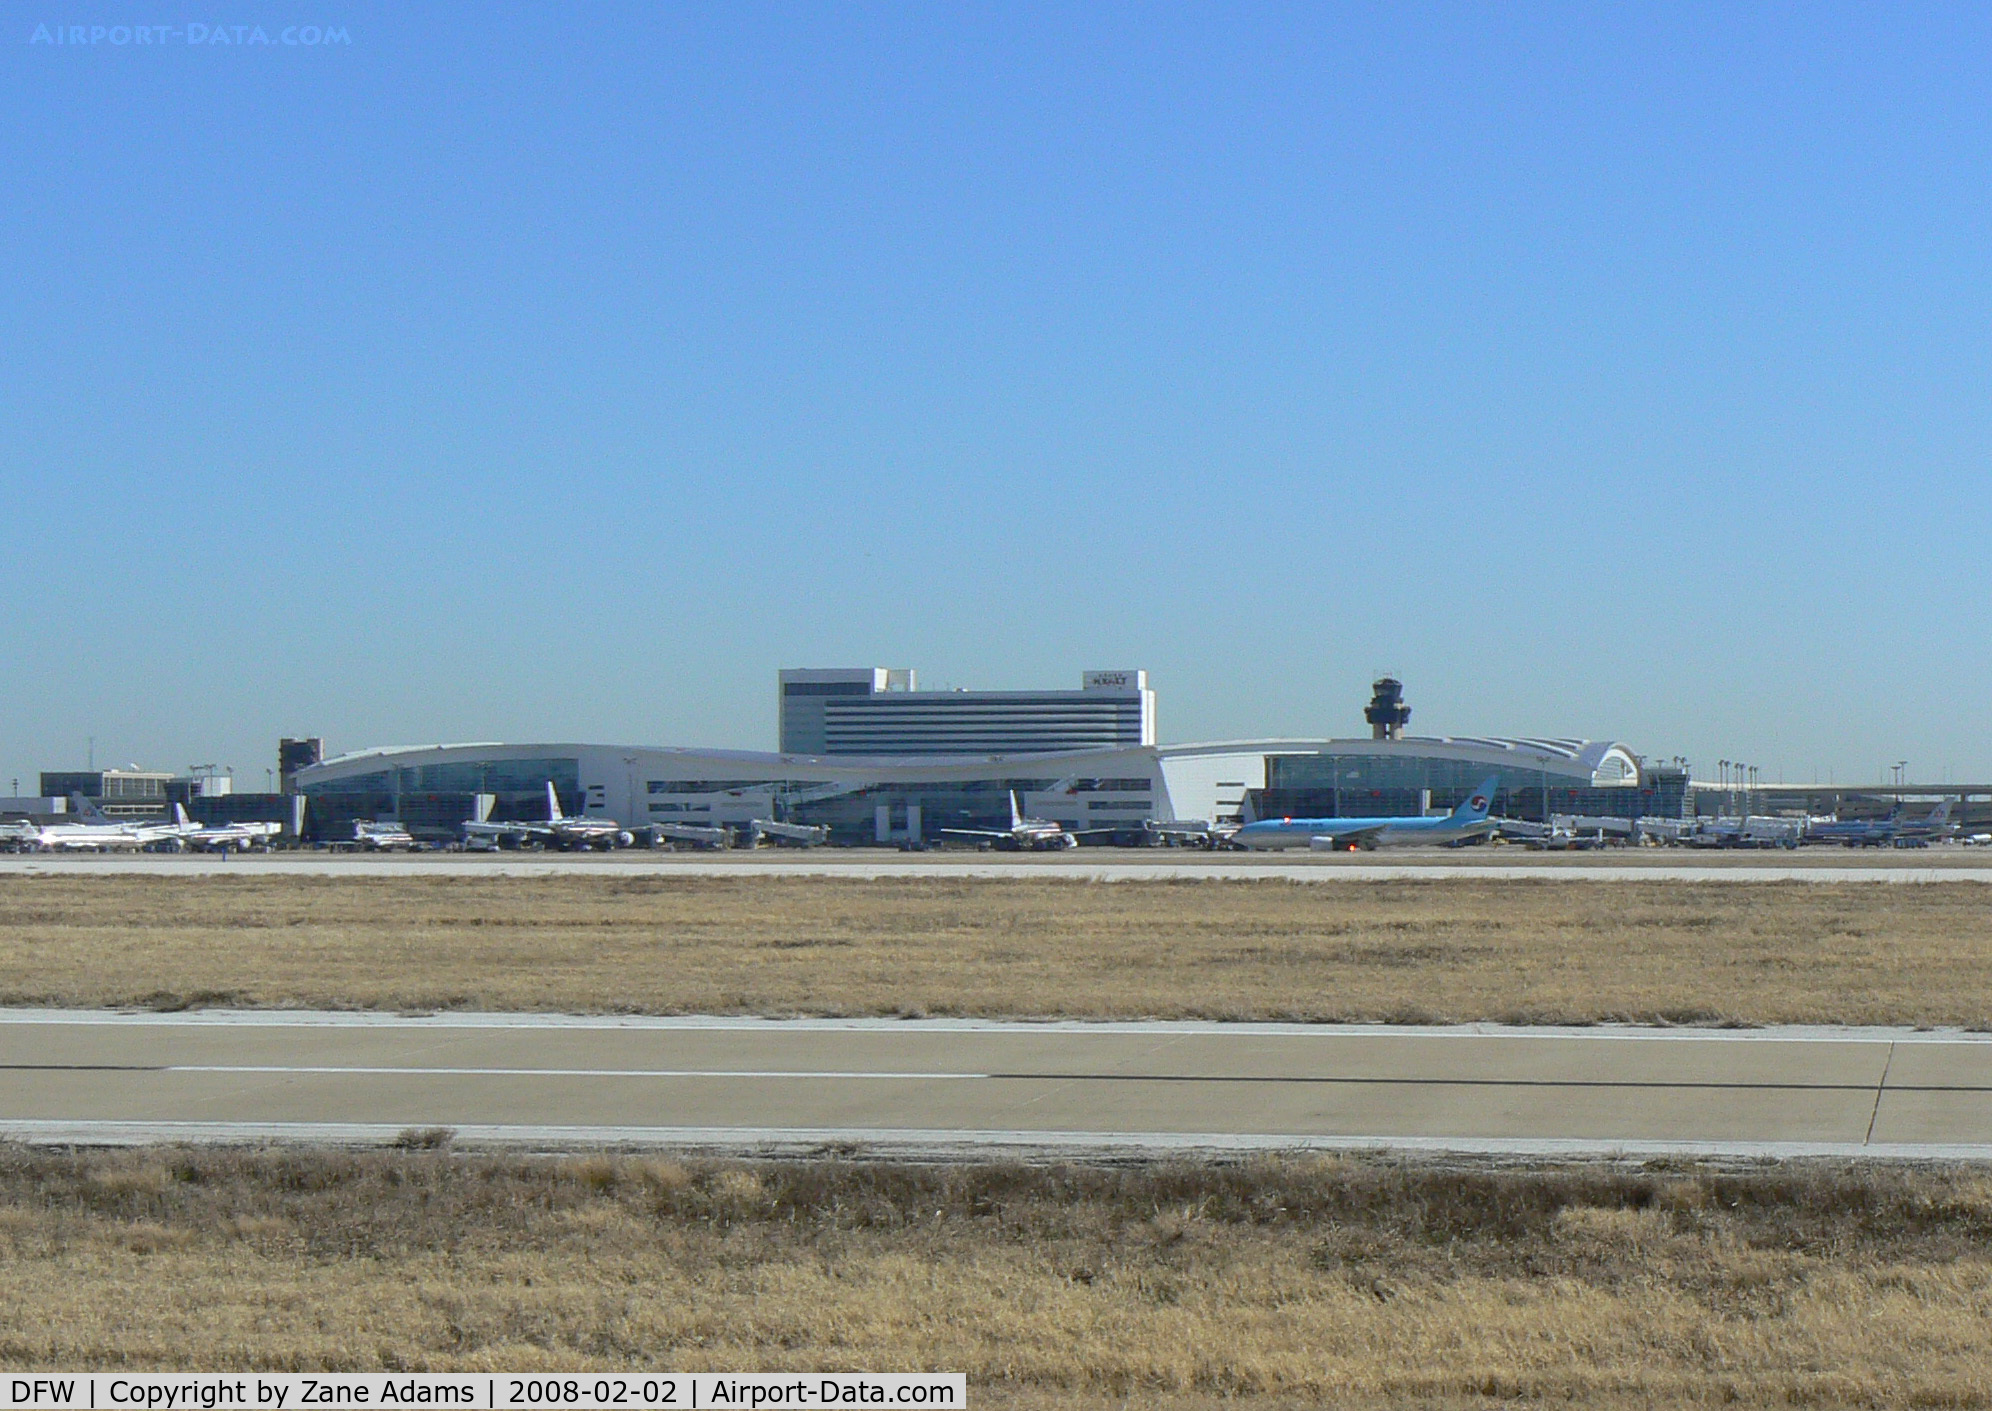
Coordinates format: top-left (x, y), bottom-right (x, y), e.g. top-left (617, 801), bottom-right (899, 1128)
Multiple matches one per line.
top-left (17, 673), bottom-right (1992, 846)
top-left (7, 765), bottom-right (303, 835)
top-left (37, 769), bottom-right (176, 818)
top-left (290, 671), bottom-right (1667, 845)
top-left (779, 667), bottom-right (1154, 756)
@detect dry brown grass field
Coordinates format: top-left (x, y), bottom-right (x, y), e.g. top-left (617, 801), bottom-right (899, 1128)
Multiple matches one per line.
top-left (0, 874), bottom-right (1989, 1025)
top-left (2, 1146), bottom-right (1991, 1407)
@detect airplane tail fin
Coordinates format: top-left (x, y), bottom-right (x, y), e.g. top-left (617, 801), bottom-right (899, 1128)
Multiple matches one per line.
top-left (71, 793), bottom-right (111, 824)
top-left (174, 803), bottom-right (191, 827)
top-left (1927, 799), bottom-right (1955, 831)
top-left (546, 781), bottom-right (564, 822)
top-left (1450, 777), bottom-right (1500, 823)
top-left (1009, 791), bottom-right (1024, 830)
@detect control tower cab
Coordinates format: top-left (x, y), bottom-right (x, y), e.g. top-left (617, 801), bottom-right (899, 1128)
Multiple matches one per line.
top-left (1365, 677), bottom-right (1411, 741)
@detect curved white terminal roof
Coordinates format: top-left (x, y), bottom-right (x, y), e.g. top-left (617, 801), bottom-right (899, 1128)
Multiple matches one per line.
top-left (1159, 737), bottom-right (1640, 787)
top-left (301, 735), bottom-right (1641, 789)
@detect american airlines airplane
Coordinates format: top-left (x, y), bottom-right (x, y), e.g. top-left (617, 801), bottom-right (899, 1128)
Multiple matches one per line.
top-left (940, 791), bottom-right (1093, 851)
top-left (460, 782), bottom-right (635, 850)
top-left (1806, 799), bottom-right (1955, 847)
top-left (186, 818), bottom-right (283, 852)
top-left (1233, 777), bottom-right (1502, 851)
top-left (21, 798), bottom-right (201, 852)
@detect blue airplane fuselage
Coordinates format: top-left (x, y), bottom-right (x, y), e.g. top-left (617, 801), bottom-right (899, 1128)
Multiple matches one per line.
top-left (1233, 775), bottom-right (1502, 851)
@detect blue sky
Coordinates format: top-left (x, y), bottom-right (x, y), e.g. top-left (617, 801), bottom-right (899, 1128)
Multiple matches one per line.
top-left (3, 2), bottom-right (1989, 789)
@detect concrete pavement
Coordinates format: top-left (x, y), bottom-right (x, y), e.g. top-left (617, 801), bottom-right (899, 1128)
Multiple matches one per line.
top-left (4, 1010), bottom-right (1992, 1159)
top-left (3, 852), bottom-right (1991, 882)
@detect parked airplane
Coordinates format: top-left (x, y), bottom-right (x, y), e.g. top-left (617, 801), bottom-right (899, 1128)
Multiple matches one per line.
top-left (1903, 798), bottom-right (1955, 842)
top-left (940, 792), bottom-right (1092, 851)
top-left (22, 797), bottom-right (200, 852)
top-left (186, 818), bottom-right (282, 852)
top-left (1806, 799), bottom-right (1954, 847)
top-left (460, 783), bottom-right (635, 850)
top-left (1232, 777), bottom-right (1502, 851)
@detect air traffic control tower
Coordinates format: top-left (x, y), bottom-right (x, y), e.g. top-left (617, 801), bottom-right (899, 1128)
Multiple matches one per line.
top-left (1364, 677), bottom-right (1412, 741)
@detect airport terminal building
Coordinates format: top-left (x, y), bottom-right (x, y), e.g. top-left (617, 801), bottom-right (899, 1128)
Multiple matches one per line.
top-left (292, 670), bottom-right (1673, 843)
top-left (778, 668), bottom-right (1155, 756)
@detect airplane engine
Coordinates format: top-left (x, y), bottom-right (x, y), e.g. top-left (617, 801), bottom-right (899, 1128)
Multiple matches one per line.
top-left (1054, 832), bottom-right (1080, 850)
top-left (616, 831), bottom-right (635, 849)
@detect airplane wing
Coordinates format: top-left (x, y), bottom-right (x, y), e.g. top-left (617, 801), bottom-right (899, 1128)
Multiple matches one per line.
top-left (462, 819), bottom-right (545, 838)
top-left (937, 827), bottom-right (1007, 839)
top-left (1309, 826), bottom-right (1387, 850)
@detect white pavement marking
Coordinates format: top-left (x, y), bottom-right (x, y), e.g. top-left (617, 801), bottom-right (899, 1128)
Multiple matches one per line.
top-left (164, 1066), bottom-right (988, 1080)
top-left (3, 855), bottom-right (1991, 882)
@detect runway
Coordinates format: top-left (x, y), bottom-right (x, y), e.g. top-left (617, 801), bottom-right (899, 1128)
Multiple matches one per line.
top-left (9, 1010), bottom-right (1992, 1159)
top-left (3, 852), bottom-right (1990, 882)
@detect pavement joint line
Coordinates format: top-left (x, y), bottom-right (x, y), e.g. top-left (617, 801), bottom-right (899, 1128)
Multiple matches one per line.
top-left (10, 1062), bottom-right (1992, 1094)
top-left (1867, 1040), bottom-right (1898, 1145)
top-left (0, 1063), bottom-right (161, 1072)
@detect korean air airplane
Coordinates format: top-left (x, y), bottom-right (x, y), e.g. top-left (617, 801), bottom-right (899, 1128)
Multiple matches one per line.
top-left (1233, 776), bottom-right (1501, 851)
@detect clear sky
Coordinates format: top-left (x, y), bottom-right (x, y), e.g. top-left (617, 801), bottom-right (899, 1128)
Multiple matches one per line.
top-left (4, 2), bottom-right (1989, 790)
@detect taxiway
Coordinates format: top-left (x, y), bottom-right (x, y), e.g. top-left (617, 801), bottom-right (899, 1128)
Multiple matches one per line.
top-left (5, 1010), bottom-right (1992, 1159)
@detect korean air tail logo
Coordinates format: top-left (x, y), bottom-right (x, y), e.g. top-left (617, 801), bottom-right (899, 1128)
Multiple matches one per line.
top-left (1470, 795), bottom-right (1488, 811)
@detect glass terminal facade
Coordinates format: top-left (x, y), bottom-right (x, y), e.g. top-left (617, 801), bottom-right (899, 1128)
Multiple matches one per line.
top-left (1255, 751), bottom-right (1680, 823)
top-left (302, 757), bottom-right (582, 837)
